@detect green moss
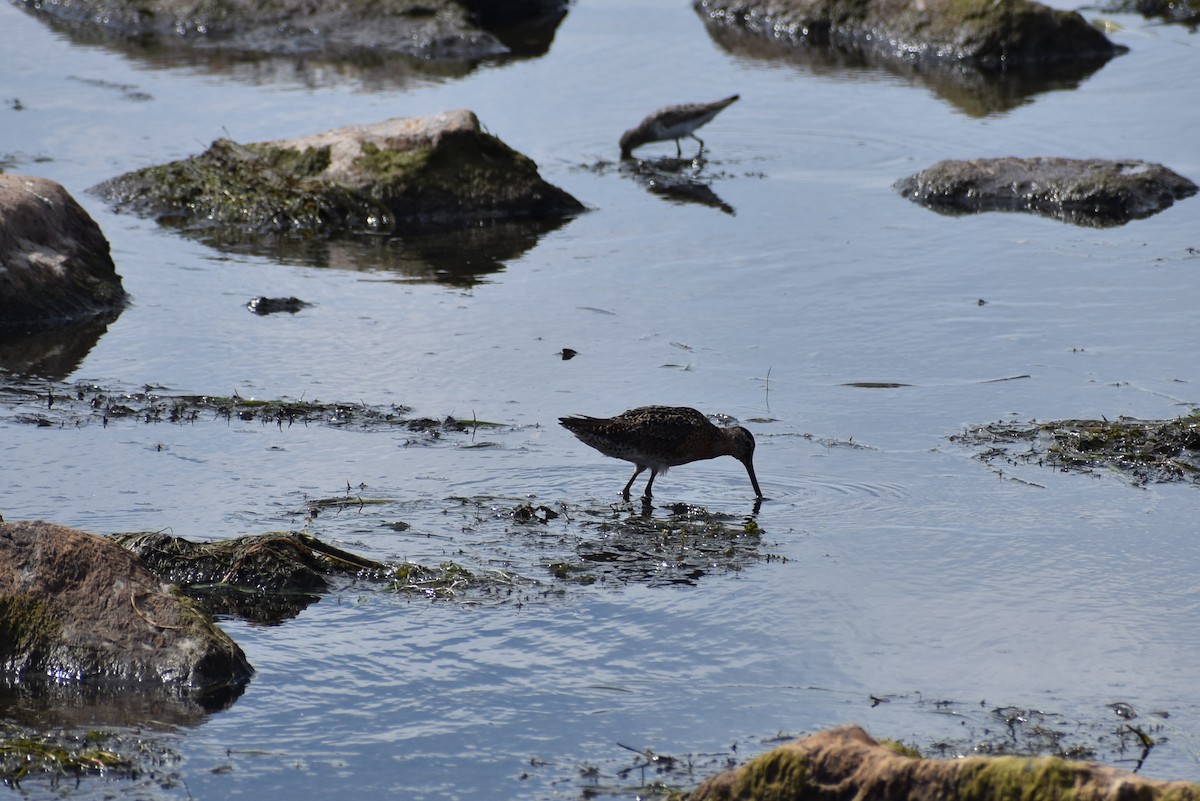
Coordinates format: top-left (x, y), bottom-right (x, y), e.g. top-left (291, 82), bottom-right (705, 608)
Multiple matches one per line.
top-left (101, 138), bottom-right (390, 235)
top-left (880, 739), bottom-right (922, 758)
top-left (253, 142), bottom-right (332, 177)
top-left (355, 133), bottom-right (543, 217)
top-left (0, 733), bottom-right (133, 782)
top-left (0, 596), bottom-right (61, 659)
top-left (736, 746), bottom-right (812, 801)
top-left (389, 561), bottom-right (475, 598)
top-left (955, 755), bottom-right (1083, 801)
top-left (354, 143), bottom-right (433, 183)
top-left (547, 561), bottom-right (597, 584)
top-left (169, 588), bottom-right (215, 633)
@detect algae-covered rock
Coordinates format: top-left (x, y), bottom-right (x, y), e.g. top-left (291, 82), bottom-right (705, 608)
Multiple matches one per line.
top-left (694, 0), bottom-right (1125, 70)
top-left (111, 530), bottom-right (387, 624)
top-left (92, 110), bottom-right (583, 237)
top-left (0, 174), bottom-right (128, 331)
top-left (895, 157), bottom-right (1197, 226)
top-left (688, 725), bottom-right (1200, 801)
top-left (0, 521), bottom-right (252, 697)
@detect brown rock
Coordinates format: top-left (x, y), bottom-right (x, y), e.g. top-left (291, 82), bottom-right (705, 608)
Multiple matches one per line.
top-left (0, 174), bottom-right (128, 330)
top-left (688, 725), bottom-right (1200, 801)
top-left (0, 521), bottom-right (252, 696)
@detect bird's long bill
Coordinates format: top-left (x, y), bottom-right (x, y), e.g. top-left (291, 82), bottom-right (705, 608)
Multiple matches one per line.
top-left (743, 459), bottom-right (764, 499)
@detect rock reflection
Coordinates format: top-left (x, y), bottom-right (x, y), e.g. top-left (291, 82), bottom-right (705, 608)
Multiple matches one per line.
top-left (13, 1), bottom-right (569, 90)
top-left (187, 217), bottom-right (573, 287)
top-left (700, 22), bottom-right (1117, 117)
top-left (0, 313), bottom-right (118, 380)
top-left (0, 676), bottom-right (243, 727)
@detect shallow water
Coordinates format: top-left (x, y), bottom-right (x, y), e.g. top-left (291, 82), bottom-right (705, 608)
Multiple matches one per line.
top-left (2, 0), bottom-right (1200, 797)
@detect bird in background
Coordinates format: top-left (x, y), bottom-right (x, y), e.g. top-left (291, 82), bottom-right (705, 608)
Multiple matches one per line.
top-left (619, 94), bottom-right (740, 159)
top-left (560, 405), bottom-right (763, 500)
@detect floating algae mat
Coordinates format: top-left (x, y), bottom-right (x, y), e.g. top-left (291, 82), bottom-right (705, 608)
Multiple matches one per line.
top-left (955, 413), bottom-right (1200, 486)
top-left (0, 723), bottom-right (166, 785)
top-left (0, 376), bottom-right (496, 436)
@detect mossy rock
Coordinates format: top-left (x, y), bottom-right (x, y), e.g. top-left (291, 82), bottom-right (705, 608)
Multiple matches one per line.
top-left (687, 725), bottom-right (1200, 801)
top-left (92, 110), bottom-right (583, 237)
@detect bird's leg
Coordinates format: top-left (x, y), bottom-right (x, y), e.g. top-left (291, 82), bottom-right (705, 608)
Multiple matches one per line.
top-left (643, 469), bottom-right (660, 498)
top-left (691, 134), bottom-right (705, 154)
top-left (675, 139), bottom-right (682, 157)
top-left (623, 465), bottom-right (646, 500)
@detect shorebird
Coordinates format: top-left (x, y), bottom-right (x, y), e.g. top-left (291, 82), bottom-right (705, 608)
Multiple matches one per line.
top-left (560, 405), bottom-right (763, 500)
top-left (619, 95), bottom-right (740, 159)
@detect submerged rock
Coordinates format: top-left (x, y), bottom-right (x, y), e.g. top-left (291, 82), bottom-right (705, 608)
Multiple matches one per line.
top-left (694, 0), bottom-right (1126, 70)
top-left (687, 725), bottom-right (1200, 801)
top-left (896, 157), bottom-right (1197, 226)
top-left (92, 110), bottom-right (584, 237)
top-left (0, 174), bottom-right (128, 331)
top-left (246, 296), bottom-right (311, 315)
top-left (111, 530), bottom-right (385, 624)
top-left (0, 521), bottom-right (252, 697)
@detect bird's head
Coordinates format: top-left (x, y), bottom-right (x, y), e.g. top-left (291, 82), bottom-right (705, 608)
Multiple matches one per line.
top-left (723, 426), bottom-right (763, 499)
top-left (619, 128), bottom-right (644, 159)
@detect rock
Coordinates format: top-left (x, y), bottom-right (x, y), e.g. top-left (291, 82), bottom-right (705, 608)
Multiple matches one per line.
top-left (895, 157), bottom-right (1198, 226)
top-left (1096, 0), bottom-right (1200, 26)
top-left (111, 530), bottom-right (388, 625)
top-left (699, 23), bottom-right (1115, 117)
top-left (109, 532), bottom-right (388, 623)
top-left (246, 296), bottom-right (311, 315)
top-left (0, 174), bottom-right (128, 331)
top-left (687, 725), bottom-right (1200, 801)
top-left (0, 521), bottom-right (253, 697)
top-left (694, 0), bottom-right (1126, 70)
top-left (92, 110), bottom-right (584, 237)
top-left (12, 0), bottom-right (568, 62)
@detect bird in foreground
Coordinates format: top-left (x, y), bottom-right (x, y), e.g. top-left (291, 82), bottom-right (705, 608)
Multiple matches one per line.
top-left (619, 94), bottom-right (740, 159)
top-left (559, 405), bottom-right (763, 500)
